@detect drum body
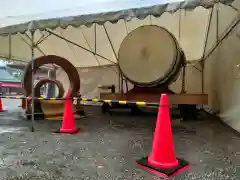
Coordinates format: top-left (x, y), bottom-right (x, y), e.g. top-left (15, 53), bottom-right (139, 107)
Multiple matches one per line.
top-left (118, 25), bottom-right (185, 87)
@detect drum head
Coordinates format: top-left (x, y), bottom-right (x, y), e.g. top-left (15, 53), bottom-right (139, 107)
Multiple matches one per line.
top-left (118, 25), bottom-right (179, 86)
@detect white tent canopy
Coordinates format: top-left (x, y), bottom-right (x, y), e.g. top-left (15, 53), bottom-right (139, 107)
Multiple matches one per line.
top-left (1, 0), bottom-right (240, 132)
top-left (0, 0), bottom-right (237, 67)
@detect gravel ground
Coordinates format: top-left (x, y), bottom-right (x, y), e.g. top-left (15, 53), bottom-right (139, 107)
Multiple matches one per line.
top-left (0, 102), bottom-right (239, 180)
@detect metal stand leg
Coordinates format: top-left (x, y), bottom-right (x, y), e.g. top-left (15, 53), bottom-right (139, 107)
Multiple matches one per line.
top-left (178, 104), bottom-right (198, 121)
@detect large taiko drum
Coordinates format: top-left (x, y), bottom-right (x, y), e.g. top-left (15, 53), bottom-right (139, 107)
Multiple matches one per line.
top-left (118, 25), bottom-right (185, 87)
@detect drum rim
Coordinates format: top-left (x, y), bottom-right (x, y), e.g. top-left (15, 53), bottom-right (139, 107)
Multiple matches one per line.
top-left (117, 25), bottom-right (182, 87)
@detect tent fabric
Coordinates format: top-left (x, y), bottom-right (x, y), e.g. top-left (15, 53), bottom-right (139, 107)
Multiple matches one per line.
top-left (0, 0), bottom-right (238, 68)
top-left (0, 0), bottom-right (235, 35)
top-left (203, 20), bottom-right (240, 132)
top-left (56, 63), bottom-right (202, 99)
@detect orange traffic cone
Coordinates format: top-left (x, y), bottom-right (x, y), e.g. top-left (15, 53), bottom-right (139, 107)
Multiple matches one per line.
top-left (136, 94), bottom-right (190, 178)
top-left (55, 93), bottom-right (79, 134)
top-left (0, 97), bottom-right (4, 112)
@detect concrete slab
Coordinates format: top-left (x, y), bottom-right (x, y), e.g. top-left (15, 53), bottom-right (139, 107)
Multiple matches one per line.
top-left (0, 106), bottom-right (238, 180)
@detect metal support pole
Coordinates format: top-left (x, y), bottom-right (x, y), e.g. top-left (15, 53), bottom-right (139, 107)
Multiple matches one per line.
top-left (46, 29), bottom-right (115, 64)
top-left (201, 8), bottom-right (213, 95)
top-left (30, 31), bottom-right (36, 132)
top-left (102, 24), bottom-right (122, 93)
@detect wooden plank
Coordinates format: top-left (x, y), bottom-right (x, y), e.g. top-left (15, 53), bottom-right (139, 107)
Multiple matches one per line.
top-left (100, 93), bottom-right (208, 105)
top-left (168, 94), bottom-right (208, 105)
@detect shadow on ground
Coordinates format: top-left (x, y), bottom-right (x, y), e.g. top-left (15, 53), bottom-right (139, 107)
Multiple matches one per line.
top-left (0, 107), bottom-right (238, 180)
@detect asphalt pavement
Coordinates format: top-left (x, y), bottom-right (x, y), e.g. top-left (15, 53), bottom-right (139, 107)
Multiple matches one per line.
top-left (0, 100), bottom-right (238, 180)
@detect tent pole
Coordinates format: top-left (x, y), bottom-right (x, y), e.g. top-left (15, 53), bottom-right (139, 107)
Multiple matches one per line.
top-left (201, 8), bottom-right (214, 94)
top-left (102, 24), bottom-right (122, 93)
top-left (8, 33), bottom-right (12, 62)
top-left (203, 18), bottom-right (239, 62)
top-left (30, 31), bottom-right (36, 132)
top-left (46, 29), bottom-right (115, 64)
top-left (18, 34), bottom-right (45, 56)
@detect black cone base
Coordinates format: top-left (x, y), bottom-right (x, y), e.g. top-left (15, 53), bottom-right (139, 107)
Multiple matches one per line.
top-left (54, 128), bottom-right (80, 134)
top-left (136, 157), bottom-right (189, 178)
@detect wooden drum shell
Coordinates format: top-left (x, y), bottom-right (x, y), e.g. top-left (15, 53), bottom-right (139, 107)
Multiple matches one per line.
top-left (118, 25), bottom-right (185, 87)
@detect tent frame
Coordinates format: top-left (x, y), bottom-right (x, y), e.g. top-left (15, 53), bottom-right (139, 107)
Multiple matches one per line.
top-left (2, 3), bottom-right (239, 131)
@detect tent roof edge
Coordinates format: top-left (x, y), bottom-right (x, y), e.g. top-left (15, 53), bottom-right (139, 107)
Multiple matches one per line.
top-left (0, 0), bottom-right (235, 36)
